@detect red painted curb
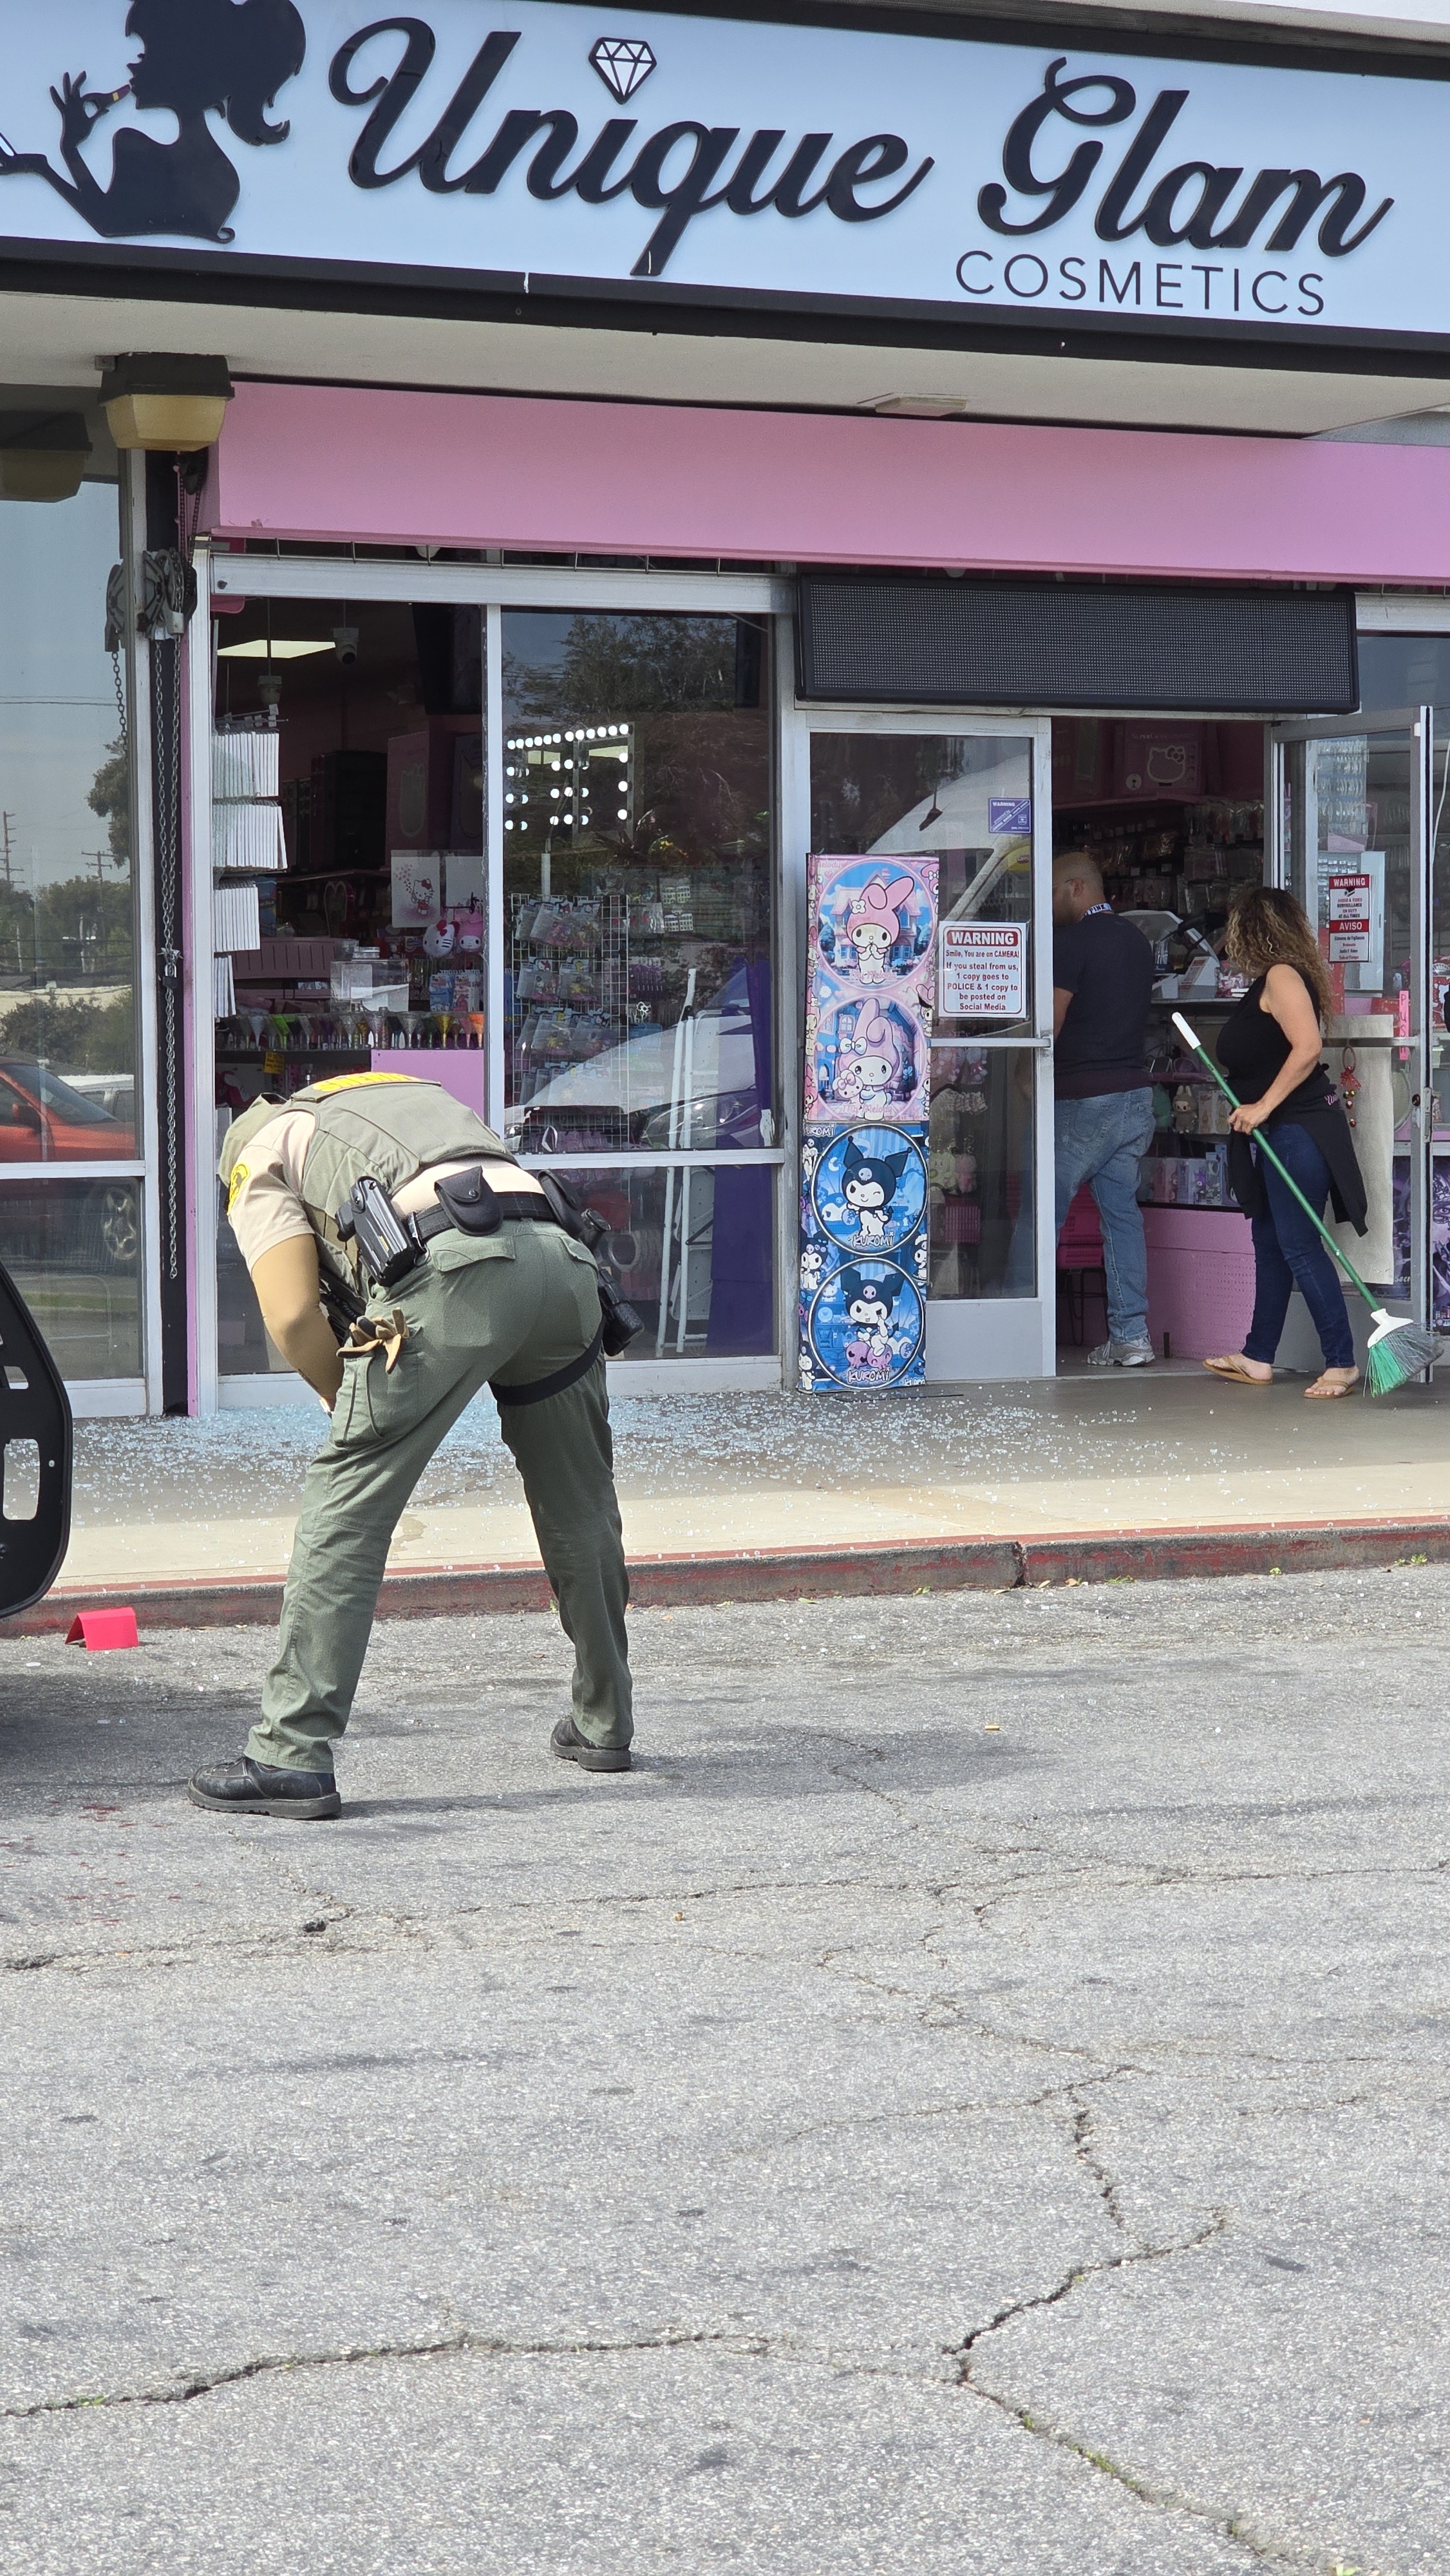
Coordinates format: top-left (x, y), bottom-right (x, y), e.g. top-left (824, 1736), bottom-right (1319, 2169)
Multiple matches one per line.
top-left (5, 1519), bottom-right (1449, 1635)
top-left (1019, 1522), bottom-right (1450, 1585)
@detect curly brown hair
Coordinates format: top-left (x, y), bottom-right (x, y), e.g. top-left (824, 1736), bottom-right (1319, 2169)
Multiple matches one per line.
top-left (1225, 884), bottom-right (1332, 1019)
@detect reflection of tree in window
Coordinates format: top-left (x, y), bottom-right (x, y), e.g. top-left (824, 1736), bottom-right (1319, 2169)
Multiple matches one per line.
top-left (504, 614), bottom-right (769, 875)
top-left (0, 732), bottom-right (133, 1070)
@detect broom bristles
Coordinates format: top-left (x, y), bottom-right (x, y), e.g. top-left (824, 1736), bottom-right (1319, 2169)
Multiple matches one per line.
top-left (1364, 1318), bottom-right (1444, 1396)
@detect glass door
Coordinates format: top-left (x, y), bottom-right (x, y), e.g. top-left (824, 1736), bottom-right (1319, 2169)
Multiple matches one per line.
top-left (802, 714), bottom-right (1055, 1380)
top-left (1270, 710), bottom-right (1433, 1332)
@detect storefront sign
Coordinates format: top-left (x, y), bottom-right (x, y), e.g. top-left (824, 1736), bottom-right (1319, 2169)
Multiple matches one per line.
top-left (939, 921), bottom-right (1027, 1019)
top-left (0, 4), bottom-right (1443, 351)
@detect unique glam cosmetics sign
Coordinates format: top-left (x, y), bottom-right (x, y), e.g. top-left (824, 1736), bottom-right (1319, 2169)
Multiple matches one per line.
top-left (800, 856), bottom-right (937, 1393)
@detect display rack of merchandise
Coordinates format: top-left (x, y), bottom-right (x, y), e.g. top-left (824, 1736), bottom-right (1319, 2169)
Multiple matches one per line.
top-left (507, 865), bottom-right (768, 1153)
top-left (1064, 799), bottom-right (1265, 925)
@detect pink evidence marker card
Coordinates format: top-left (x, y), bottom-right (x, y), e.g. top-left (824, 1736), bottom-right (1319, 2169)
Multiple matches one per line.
top-left (64, 1609), bottom-right (140, 1652)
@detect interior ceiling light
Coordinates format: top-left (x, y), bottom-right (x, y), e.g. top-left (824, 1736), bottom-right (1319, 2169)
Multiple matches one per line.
top-left (216, 638), bottom-right (334, 660)
top-left (0, 411), bottom-right (91, 504)
top-left (866, 394), bottom-right (975, 419)
top-left (100, 353), bottom-right (232, 453)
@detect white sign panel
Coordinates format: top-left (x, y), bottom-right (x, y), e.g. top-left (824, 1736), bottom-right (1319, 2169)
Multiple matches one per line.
top-left (1327, 874), bottom-right (1370, 925)
top-left (0, 4), bottom-right (1442, 347)
top-left (1326, 850), bottom-right (1385, 984)
top-left (939, 921), bottom-right (1027, 1018)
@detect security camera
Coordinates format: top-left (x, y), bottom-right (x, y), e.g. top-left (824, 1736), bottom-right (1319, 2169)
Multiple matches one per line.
top-left (332, 625), bottom-right (359, 666)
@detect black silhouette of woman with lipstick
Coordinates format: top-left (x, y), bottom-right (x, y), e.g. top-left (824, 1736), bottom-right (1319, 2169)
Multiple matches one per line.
top-left (0, 0), bottom-right (305, 242)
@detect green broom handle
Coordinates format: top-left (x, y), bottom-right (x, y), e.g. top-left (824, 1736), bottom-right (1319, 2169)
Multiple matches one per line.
top-left (1169, 1011), bottom-right (1379, 1312)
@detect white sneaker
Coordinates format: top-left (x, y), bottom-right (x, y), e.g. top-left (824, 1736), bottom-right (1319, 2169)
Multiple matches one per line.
top-left (1088, 1338), bottom-right (1156, 1367)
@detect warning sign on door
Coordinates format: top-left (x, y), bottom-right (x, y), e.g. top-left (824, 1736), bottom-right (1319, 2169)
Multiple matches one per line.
top-left (939, 920), bottom-right (1028, 1018)
top-left (1328, 871), bottom-right (1371, 963)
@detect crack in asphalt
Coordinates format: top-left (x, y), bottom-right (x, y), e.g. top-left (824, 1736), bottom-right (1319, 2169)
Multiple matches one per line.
top-left (948, 2214), bottom-right (1348, 2571)
top-left (949, 2212), bottom-right (1229, 2376)
top-left (1068, 2090), bottom-right (1129, 2237)
top-left (748, 2066), bottom-right (1140, 2157)
top-left (1, 2327), bottom-right (764, 2422)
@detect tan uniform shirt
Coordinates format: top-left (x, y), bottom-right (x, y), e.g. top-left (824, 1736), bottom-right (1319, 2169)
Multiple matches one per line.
top-left (225, 1108), bottom-right (541, 1273)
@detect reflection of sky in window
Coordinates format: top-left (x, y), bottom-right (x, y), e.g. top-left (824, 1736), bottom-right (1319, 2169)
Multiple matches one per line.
top-left (1359, 635), bottom-right (1450, 715)
top-left (0, 481), bottom-right (122, 890)
top-left (502, 613), bottom-right (578, 729)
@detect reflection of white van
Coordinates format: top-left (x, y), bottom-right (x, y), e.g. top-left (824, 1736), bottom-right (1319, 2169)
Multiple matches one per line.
top-left (56, 1073), bottom-right (135, 1125)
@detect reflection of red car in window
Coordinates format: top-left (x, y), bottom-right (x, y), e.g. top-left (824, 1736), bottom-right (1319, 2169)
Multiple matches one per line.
top-left (0, 1063), bottom-right (139, 1276)
top-left (0, 1061), bottom-right (131, 1160)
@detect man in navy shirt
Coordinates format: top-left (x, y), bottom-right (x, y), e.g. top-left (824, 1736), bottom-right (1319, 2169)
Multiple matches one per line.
top-left (1050, 851), bottom-right (1156, 1364)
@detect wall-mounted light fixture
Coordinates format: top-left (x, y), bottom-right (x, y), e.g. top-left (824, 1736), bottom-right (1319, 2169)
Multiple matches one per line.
top-left (100, 353), bottom-right (232, 453)
top-left (0, 412), bottom-right (91, 502)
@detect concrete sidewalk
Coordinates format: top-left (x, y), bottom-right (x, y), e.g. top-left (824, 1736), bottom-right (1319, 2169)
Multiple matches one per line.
top-left (48, 1370), bottom-right (1450, 1615)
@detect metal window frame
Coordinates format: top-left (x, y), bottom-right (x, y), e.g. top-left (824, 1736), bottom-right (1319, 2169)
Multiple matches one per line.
top-left (1355, 594), bottom-right (1450, 635)
top-left (200, 554), bottom-right (790, 1408)
top-left (189, 538), bottom-right (220, 1415)
top-left (0, 459), bottom-right (162, 1411)
top-left (780, 699), bottom-right (1055, 1385)
top-left (1269, 703), bottom-right (1433, 1332)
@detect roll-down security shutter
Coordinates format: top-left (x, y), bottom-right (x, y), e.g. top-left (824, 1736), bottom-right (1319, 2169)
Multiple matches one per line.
top-left (796, 577), bottom-right (1359, 715)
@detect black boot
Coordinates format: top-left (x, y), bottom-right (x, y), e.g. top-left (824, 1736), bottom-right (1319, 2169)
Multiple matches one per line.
top-left (551, 1715), bottom-right (631, 1774)
top-left (189, 1756), bottom-right (341, 1820)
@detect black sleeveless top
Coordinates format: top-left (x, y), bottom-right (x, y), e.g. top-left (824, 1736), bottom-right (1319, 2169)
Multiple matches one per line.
top-left (1217, 969), bottom-right (1333, 1115)
top-left (1214, 966), bottom-right (1367, 1235)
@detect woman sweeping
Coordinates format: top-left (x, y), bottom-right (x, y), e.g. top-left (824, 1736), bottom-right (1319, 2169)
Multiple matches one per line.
top-left (1203, 886), bottom-right (1368, 1398)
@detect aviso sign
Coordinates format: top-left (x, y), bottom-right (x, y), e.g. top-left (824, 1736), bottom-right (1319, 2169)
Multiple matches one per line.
top-left (0, 0), bottom-right (1442, 350)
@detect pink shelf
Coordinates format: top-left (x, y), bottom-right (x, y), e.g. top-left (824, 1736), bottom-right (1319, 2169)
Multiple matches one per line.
top-left (369, 1048), bottom-right (487, 1115)
top-left (1143, 1206), bottom-right (1255, 1358)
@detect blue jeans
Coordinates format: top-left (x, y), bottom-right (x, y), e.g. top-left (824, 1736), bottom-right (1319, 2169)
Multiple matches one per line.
top-left (1054, 1088), bottom-right (1156, 1345)
top-left (1243, 1122), bottom-right (1355, 1369)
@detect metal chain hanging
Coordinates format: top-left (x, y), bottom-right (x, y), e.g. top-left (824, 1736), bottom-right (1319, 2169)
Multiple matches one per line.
top-left (147, 463), bottom-right (204, 1303)
top-left (152, 632), bottom-right (183, 1289)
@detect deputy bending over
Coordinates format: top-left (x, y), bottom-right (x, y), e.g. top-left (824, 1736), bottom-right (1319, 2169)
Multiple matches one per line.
top-left (189, 1072), bottom-right (633, 1821)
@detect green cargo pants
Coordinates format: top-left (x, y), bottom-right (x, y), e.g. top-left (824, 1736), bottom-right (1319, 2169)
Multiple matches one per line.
top-left (245, 1220), bottom-right (631, 1774)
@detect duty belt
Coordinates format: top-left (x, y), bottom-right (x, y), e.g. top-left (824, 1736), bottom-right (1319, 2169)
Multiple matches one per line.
top-left (413, 1187), bottom-right (607, 1406)
top-left (410, 1190), bottom-right (563, 1246)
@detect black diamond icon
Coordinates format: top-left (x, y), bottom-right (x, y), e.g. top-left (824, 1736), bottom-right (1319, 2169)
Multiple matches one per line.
top-left (589, 35), bottom-right (657, 102)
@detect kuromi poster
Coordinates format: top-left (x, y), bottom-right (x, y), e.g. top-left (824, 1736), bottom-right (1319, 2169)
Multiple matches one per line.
top-left (800, 855), bottom-right (936, 1394)
top-left (798, 1127), bottom-right (930, 1392)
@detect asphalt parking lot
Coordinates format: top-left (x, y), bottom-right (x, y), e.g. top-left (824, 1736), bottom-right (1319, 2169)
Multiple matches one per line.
top-left (2, 1566), bottom-right (1446, 2573)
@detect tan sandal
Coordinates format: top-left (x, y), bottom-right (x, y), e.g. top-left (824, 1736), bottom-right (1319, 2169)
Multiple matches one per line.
top-left (1304, 1368), bottom-right (1359, 1399)
top-left (1203, 1354), bottom-right (1273, 1385)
